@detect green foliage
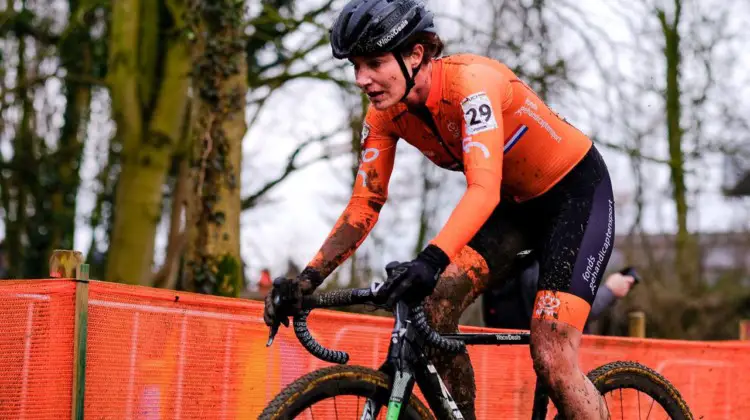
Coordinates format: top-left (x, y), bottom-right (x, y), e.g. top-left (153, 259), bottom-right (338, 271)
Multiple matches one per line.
top-left (0, 1), bottom-right (106, 279)
top-left (188, 253), bottom-right (242, 297)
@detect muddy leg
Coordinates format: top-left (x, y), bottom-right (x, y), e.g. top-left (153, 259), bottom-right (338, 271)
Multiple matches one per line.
top-left (423, 246), bottom-right (516, 419)
top-left (530, 319), bottom-right (608, 419)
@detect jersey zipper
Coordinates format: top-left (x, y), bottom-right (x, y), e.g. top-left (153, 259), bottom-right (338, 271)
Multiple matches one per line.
top-left (413, 107), bottom-right (464, 171)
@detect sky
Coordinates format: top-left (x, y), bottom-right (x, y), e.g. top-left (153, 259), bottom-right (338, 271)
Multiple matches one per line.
top-left (56, 0), bottom-right (750, 285)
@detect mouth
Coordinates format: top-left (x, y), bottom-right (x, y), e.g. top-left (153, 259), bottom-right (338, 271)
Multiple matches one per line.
top-left (367, 91), bottom-right (385, 100)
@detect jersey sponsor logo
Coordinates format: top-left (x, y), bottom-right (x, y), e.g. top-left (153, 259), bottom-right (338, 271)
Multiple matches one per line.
top-left (361, 148), bottom-right (380, 163)
top-left (357, 149), bottom-right (377, 187)
top-left (357, 170), bottom-right (368, 187)
top-left (361, 122), bottom-right (370, 142)
top-left (446, 120), bottom-right (461, 139)
top-left (462, 137), bottom-right (490, 158)
top-left (376, 19), bottom-right (409, 47)
top-left (582, 199), bottom-right (614, 295)
top-left (495, 334), bottom-right (522, 341)
top-left (461, 92), bottom-right (498, 135)
top-left (535, 292), bottom-right (561, 317)
top-left (514, 98), bottom-right (562, 142)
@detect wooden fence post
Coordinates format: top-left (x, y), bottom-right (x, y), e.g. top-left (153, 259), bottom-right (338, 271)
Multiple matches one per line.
top-left (49, 249), bottom-right (85, 278)
top-left (628, 311), bottom-right (646, 338)
top-left (49, 250), bottom-right (89, 420)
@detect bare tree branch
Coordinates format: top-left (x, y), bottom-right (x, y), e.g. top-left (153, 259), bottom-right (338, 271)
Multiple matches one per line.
top-left (241, 127), bottom-right (348, 210)
top-left (152, 157), bottom-right (191, 289)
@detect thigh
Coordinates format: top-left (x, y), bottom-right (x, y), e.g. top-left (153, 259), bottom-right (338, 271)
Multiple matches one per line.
top-left (426, 200), bottom-right (534, 331)
top-left (534, 147), bottom-right (616, 330)
top-left (465, 199), bottom-right (536, 289)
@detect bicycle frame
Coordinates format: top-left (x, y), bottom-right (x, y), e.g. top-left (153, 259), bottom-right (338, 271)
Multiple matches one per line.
top-left (268, 285), bottom-right (556, 419)
top-left (362, 302), bottom-right (551, 420)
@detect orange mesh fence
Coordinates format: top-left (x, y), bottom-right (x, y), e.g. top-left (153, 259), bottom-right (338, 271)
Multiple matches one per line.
top-left (83, 281), bottom-right (750, 419)
top-left (0, 280), bottom-right (76, 420)
top-left (85, 281), bottom-right (273, 420)
top-left (2, 279), bottom-right (750, 419)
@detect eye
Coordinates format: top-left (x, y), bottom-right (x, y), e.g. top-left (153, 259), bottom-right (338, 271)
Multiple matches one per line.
top-left (366, 59), bottom-right (381, 69)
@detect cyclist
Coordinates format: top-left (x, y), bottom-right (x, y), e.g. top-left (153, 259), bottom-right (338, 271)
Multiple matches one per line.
top-left (264, 0), bottom-right (614, 418)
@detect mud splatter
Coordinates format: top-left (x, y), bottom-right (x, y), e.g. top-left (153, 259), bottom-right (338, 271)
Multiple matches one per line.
top-left (367, 199), bottom-right (383, 212)
top-left (530, 318), bottom-right (606, 419)
top-left (364, 168), bottom-right (386, 196)
top-left (421, 247), bottom-right (494, 419)
top-left (309, 211), bottom-right (376, 281)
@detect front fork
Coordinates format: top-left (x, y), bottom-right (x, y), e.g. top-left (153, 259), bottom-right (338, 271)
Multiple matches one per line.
top-left (356, 369), bottom-right (416, 420)
top-left (358, 300), bottom-right (553, 420)
top-left (360, 302), bottom-right (419, 420)
top-left (385, 369), bottom-right (417, 419)
top-left (363, 302), bottom-right (467, 420)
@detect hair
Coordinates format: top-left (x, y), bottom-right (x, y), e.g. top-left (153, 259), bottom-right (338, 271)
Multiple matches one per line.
top-left (397, 31), bottom-right (444, 65)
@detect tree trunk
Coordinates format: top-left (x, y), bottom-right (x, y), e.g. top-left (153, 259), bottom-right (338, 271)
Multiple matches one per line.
top-left (106, 0), bottom-right (192, 285)
top-left (6, 26), bottom-right (31, 279)
top-left (657, 1), bottom-right (695, 286)
top-left (183, 0), bottom-right (248, 297)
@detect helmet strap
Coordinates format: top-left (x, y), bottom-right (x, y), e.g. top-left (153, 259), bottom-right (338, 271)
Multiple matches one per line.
top-left (394, 53), bottom-right (421, 102)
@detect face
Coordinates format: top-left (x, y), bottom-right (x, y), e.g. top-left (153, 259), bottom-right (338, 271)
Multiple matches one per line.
top-left (351, 47), bottom-right (422, 110)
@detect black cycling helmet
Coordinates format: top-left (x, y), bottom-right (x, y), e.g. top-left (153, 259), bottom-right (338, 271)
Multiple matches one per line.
top-left (330, 0), bottom-right (436, 100)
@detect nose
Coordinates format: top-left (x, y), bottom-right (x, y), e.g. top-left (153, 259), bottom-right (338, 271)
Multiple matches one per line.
top-left (355, 67), bottom-right (372, 89)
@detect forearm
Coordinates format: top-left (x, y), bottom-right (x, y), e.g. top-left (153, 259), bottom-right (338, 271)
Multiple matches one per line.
top-left (590, 285), bottom-right (616, 320)
top-left (301, 197), bottom-right (382, 292)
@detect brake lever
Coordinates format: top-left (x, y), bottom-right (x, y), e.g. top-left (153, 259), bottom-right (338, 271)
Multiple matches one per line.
top-left (266, 323), bottom-right (280, 347)
top-left (266, 314), bottom-right (291, 347)
top-left (266, 286), bottom-right (290, 347)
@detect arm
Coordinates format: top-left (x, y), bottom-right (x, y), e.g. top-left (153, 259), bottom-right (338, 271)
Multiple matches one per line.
top-left (298, 113), bottom-right (397, 293)
top-left (589, 285), bottom-right (616, 320)
top-left (430, 68), bottom-right (513, 258)
top-left (589, 271), bottom-right (636, 320)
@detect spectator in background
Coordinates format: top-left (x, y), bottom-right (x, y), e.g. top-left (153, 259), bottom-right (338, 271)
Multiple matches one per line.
top-left (258, 268), bottom-right (273, 295)
top-left (482, 250), bottom-right (638, 332)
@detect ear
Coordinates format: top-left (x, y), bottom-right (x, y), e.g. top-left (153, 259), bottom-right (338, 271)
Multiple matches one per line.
top-left (408, 44), bottom-right (425, 68)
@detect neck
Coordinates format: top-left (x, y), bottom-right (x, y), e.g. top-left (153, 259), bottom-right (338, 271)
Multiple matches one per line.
top-left (404, 60), bottom-right (433, 109)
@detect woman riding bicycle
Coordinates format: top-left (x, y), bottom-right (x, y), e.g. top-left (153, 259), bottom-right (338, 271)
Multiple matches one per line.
top-left (264, 1), bottom-right (614, 419)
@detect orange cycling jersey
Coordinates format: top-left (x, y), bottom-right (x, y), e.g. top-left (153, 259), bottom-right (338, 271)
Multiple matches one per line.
top-left (307, 54), bottom-right (592, 277)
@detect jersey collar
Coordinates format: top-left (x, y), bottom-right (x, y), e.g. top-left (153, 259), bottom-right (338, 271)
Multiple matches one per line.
top-left (425, 57), bottom-right (444, 114)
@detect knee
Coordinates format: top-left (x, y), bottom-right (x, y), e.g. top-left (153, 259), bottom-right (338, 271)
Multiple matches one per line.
top-left (424, 294), bottom-right (458, 333)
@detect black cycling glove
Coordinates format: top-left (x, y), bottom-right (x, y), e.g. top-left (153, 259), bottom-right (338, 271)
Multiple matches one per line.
top-left (377, 244), bottom-right (450, 307)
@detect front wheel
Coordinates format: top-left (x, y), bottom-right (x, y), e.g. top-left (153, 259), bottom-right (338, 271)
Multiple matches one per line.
top-left (258, 365), bottom-right (435, 419)
top-left (588, 361), bottom-right (693, 419)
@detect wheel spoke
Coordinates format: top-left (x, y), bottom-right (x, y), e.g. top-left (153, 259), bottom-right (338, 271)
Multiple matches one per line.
top-left (333, 381), bottom-right (340, 419)
top-left (604, 393), bottom-right (612, 420)
top-left (637, 389), bottom-right (641, 420)
top-left (646, 395), bottom-right (655, 419)
top-left (619, 388), bottom-right (624, 420)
